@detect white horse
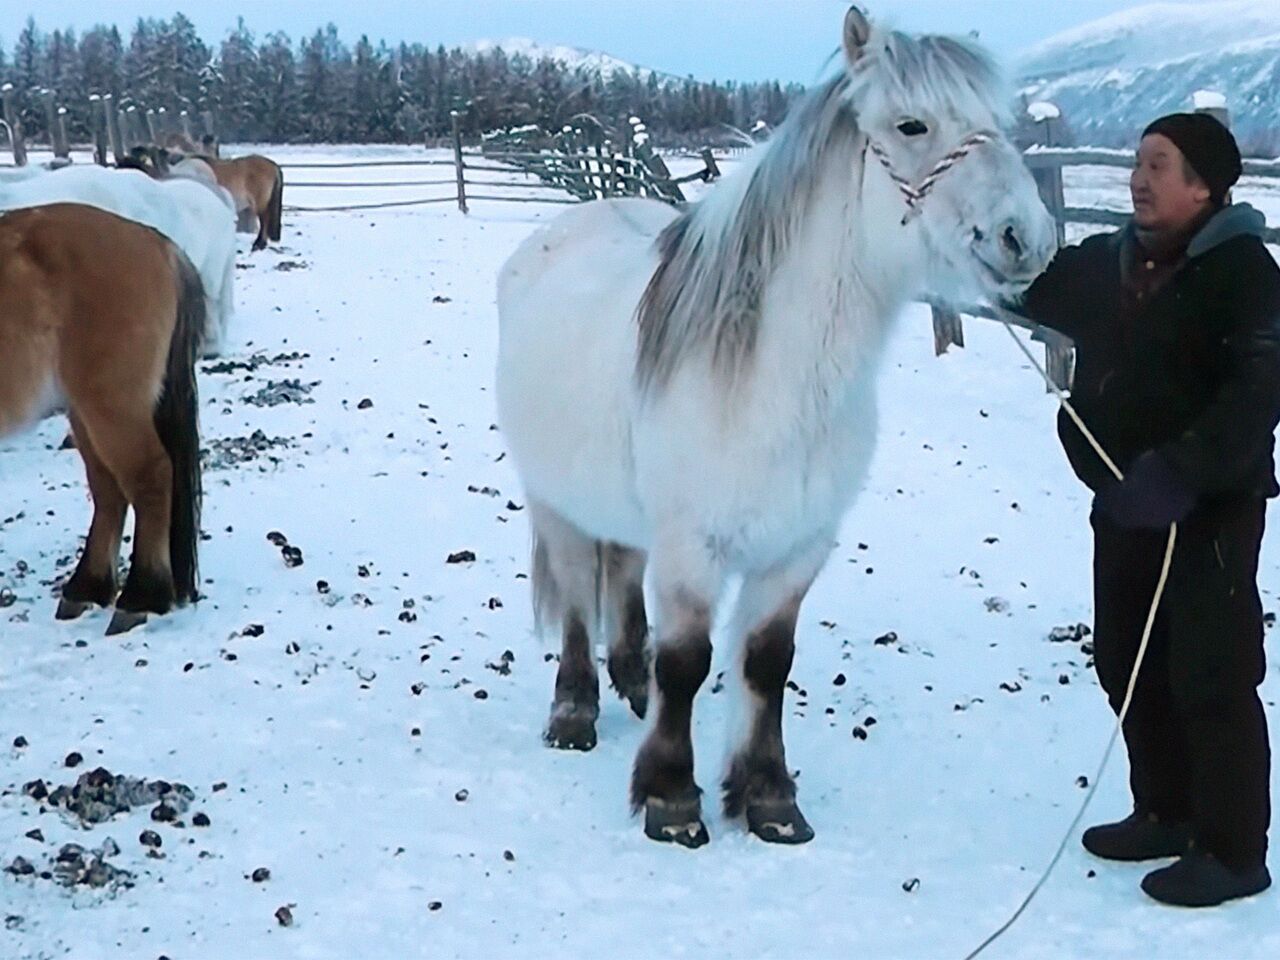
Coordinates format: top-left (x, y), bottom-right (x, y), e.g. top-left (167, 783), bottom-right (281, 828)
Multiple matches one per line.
top-left (496, 6), bottom-right (1057, 848)
top-left (0, 163), bottom-right (237, 357)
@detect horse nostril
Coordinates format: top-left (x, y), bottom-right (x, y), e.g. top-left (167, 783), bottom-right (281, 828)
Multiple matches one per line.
top-left (972, 226), bottom-right (985, 243)
top-left (1001, 225), bottom-right (1023, 260)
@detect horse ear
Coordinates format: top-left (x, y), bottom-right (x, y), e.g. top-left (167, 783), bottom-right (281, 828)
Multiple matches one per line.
top-left (843, 5), bottom-right (873, 64)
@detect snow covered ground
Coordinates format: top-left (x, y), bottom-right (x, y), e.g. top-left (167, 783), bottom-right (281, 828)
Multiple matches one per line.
top-left (2, 146), bottom-right (1279, 959)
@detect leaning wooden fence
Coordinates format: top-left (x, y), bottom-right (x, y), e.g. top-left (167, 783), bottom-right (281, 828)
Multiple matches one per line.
top-left (275, 111), bottom-right (720, 215)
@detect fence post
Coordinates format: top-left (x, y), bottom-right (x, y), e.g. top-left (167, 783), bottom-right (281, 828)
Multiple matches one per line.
top-left (700, 146), bottom-right (721, 181)
top-left (931, 305), bottom-right (966, 356)
top-left (1, 83), bottom-right (27, 165)
top-left (122, 106), bottom-right (138, 152)
top-left (200, 110), bottom-right (218, 155)
top-left (39, 88), bottom-right (57, 150)
top-left (88, 94), bottom-right (107, 164)
top-left (54, 106), bottom-right (70, 159)
top-left (450, 110), bottom-right (469, 214)
top-left (1025, 99), bottom-right (1072, 391)
top-left (104, 94), bottom-right (123, 163)
top-left (1191, 90), bottom-right (1230, 129)
top-left (1027, 101), bottom-right (1066, 248)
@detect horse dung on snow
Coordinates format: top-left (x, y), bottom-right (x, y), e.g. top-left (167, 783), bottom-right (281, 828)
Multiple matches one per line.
top-left (496, 6), bottom-right (1056, 848)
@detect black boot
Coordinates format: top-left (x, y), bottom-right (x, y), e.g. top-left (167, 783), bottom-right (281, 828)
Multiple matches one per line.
top-left (1082, 810), bottom-right (1192, 862)
top-left (1141, 851), bottom-right (1272, 907)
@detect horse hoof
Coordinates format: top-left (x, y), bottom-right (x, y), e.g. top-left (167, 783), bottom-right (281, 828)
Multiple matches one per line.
top-left (544, 711), bottom-right (597, 751)
top-left (105, 609), bottom-right (148, 636)
top-left (643, 798), bottom-right (710, 848)
top-left (746, 802), bottom-right (815, 845)
top-left (55, 598), bottom-right (94, 621)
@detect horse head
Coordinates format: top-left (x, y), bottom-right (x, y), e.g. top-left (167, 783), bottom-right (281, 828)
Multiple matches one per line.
top-left (841, 6), bottom-right (1056, 304)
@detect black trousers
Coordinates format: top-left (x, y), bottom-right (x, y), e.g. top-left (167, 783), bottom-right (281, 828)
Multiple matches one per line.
top-left (1091, 499), bottom-right (1271, 870)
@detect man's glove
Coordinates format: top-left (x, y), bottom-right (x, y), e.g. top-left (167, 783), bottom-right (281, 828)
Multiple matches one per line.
top-left (1094, 450), bottom-right (1196, 529)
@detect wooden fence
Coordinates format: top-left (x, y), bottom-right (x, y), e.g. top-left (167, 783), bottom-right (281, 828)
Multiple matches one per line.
top-left (0, 85), bottom-right (218, 168)
top-left (275, 111), bottom-right (720, 215)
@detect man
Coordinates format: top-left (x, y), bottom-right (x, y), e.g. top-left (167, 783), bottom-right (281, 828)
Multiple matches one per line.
top-left (1018, 113), bottom-right (1280, 907)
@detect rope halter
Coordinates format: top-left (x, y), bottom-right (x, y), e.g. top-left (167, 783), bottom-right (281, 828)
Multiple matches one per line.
top-left (865, 130), bottom-right (997, 225)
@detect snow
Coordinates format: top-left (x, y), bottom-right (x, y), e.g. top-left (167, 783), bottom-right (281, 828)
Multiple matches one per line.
top-left (463, 37), bottom-right (666, 82)
top-left (2, 145), bottom-right (1279, 958)
top-left (1192, 89), bottom-right (1229, 109)
top-left (1017, 0), bottom-right (1280, 79)
top-left (1026, 101), bottom-right (1061, 122)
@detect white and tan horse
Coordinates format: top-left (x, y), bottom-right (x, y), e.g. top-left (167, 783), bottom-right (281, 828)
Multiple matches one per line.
top-left (0, 163), bottom-right (237, 356)
top-left (496, 6), bottom-right (1056, 847)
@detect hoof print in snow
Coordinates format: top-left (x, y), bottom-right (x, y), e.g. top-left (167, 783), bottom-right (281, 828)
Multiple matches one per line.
top-left (902, 878), bottom-right (920, 893)
top-left (251, 867), bottom-right (272, 883)
top-left (446, 550), bottom-right (476, 564)
top-left (282, 546), bottom-right (304, 568)
top-left (275, 905), bottom-right (295, 927)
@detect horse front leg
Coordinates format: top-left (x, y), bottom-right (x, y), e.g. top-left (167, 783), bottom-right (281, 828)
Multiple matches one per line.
top-left (722, 536), bottom-right (832, 844)
top-left (630, 546), bottom-right (718, 848)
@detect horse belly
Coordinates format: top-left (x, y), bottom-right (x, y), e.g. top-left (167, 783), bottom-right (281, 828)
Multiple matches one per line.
top-left (634, 373), bottom-right (881, 572)
top-left (496, 201), bottom-right (674, 548)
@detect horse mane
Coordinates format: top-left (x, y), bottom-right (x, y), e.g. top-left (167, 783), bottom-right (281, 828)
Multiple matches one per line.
top-left (634, 26), bottom-right (1007, 393)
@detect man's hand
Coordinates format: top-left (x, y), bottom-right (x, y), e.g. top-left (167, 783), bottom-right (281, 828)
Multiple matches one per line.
top-left (1094, 451), bottom-right (1196, 529)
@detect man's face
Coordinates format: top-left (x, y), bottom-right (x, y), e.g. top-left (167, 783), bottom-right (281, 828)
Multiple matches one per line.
top-left (1130, 134), bottom-right (1212, 231)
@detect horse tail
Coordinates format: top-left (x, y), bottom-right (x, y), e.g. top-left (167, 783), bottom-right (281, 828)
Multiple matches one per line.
top-left (154, 249), bottom-right (205, 603)
top-left (267, 164), bottom-right (284, 242)
top-left (530, 530), bottom-right (559, 639)
top-left (529, 512), bottom-right (604, 642)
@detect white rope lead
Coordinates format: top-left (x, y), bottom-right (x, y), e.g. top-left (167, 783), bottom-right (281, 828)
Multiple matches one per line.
top-left (962, 313), bottom-right (1178, 960)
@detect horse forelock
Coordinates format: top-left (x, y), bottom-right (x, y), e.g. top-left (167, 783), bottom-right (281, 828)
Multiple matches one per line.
top-left (848, 28), bottom-right (1010, 131)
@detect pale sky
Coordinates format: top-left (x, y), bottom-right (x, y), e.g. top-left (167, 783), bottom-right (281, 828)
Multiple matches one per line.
top-left (0, 0), bottom-right (1215, 83)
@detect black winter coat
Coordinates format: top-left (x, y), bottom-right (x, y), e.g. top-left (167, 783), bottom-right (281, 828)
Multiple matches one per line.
top-left (1018, 203), bottom-right (1280, 499)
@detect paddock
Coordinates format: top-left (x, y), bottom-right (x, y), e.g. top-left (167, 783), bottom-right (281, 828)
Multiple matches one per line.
top-left (1, 144), bottom-right (1278, 958)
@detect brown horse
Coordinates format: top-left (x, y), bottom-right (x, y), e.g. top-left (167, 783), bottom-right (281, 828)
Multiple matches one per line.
top-left (205, 155), bottom-right (283, 252)
top-left (0, 203), bottom-right (204, 635)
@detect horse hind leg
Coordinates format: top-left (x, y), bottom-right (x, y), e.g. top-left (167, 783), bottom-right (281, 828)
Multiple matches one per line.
top-left (252, 215), bottom-right (269, 252)
top-left (530, 501), bottom-right (602, 751)
top-left (56, 415), bottom-right (127, 620)
top-left (721, 539), bottom-right (831, 845)
top-left (603, 543), bottom-right (650, 719)
top-left (77, 409), bottom-right (177, 634)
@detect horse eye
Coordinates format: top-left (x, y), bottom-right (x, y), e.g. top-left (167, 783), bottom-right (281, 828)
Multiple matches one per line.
top-left (897, 119), bottom-right (929, 137)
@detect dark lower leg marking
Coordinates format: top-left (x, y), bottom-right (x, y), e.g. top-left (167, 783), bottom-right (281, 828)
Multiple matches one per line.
top-left (608, 586), bottom-right (651, 719)
top-left (545, 611), bottom-right (600, 751)
top-left (631, 635), bottom-right (712, 812)
top-left (115, 564), bottom-right (176, 616)
top-left (723, 611), bottom-right (813, 844)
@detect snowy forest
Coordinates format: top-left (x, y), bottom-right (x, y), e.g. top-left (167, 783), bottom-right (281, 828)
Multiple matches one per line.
top-left (0, 14), bottom-right (806, 145)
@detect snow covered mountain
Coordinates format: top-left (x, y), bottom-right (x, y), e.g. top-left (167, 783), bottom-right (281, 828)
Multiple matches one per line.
top-left (1017, 1), bottom-right (1280, 153)
top-left (463, 37), bottom-right (675, 82)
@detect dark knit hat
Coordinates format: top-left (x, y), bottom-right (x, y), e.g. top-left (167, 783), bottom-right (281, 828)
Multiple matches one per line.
top-left (1142, 112), bottom-right (1242, 204)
